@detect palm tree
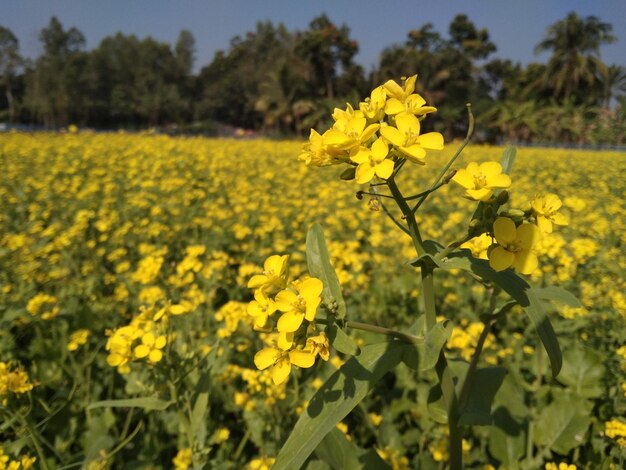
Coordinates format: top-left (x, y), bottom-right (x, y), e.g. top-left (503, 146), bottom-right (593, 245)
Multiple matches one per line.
top-left (535, 12), bottom-right (615, 103)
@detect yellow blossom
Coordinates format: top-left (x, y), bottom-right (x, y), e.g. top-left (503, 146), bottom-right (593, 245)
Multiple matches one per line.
top-left (452, 161), bottom-right (511, 201)
top-left (379, 112), bottom-right (443, 163)
top-left (350, 137), bottom-right (395, 184)
top-left (489, 218), bottom-right (540, 275)
top-left (531, 193), bottom-right (568, 233)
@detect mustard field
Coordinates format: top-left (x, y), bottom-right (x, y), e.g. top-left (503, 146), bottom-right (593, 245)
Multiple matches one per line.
top-left (1, 131), bottom-right (625, 469)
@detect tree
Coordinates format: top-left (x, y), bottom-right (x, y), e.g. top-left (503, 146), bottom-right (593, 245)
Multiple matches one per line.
top-left (0, 26), bottom-right (22, 122)
top-left (535, 12), bottom-right (616, 103)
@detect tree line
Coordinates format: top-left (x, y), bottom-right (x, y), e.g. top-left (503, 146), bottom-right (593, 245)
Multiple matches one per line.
top-left (1, 13), bottom-right (625, 144)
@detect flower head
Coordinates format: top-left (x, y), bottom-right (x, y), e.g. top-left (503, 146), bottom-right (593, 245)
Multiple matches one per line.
top-left (530, 193), bottom-right (567, 233)
top-left (350, 137), bottom-right (394, 184)
top-left (488, 217), bottom-right (541, 275)
top-left (247, 254), bottom-right (290, 293)
top-left (452, 161), bottom-right (511, 201)
top-left (275, 278), bottom-right (323, 332)
top-left (254, 345), bottom-right (316, 385)
top-left (380, 113), bottom-right (443, 163)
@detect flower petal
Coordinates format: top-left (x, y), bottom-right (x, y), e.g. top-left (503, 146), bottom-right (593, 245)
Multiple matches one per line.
top-left (479, 161), bottom-right (503, 178)
top-left (399, 145), bottom-right (426, 162)
top-left (384, 98), bottom-right (405, 115)
top-left (452, 169), bottom-right (474, 189)
top-left (395, 113), bottom-right (420, 135)
top-left (148, 349), bottom-right (163, 363)
top-left (356, 162), bottom-right (376, 184)
top-left (514, 251), bottom-right (538, 275)
top-left (272, 358), bottom-right (291, 385)
top-left (493, 217), bottom-right (517, 245)
top-left (371, 138), bottom-right (388, 161)
top-left (254, 347), bottom-right (279, 370)
top-left (485, 173), bottom-right (511, 189)
top-left (489, 246), bottom-right (515, 271)
top-left (277, 310), bottom-right (304, 332)
top-left (350, 147), bottom-right (370, 164)
top-left (289, 349), bottom-right (316, 368)
top-left (466, 188), bottom-right (493, 201)
top-left (277, 331), bottom-right (294, 350)
top-left (275, 289), bottom-right (297, 311)
top-left (417, 132), bottom-right (444, 150)
top-left (375, 159), bottom-right (395, 180)
top-left (299, 278), bottom-right (323, 300)
top-left (517, 223), bottom-right (540, 250)
top-left (379, 126), bottom-right (404, 147)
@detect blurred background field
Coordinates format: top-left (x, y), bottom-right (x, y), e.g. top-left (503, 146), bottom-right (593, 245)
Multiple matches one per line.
top-left (1, 131), bottom-right (625, 468)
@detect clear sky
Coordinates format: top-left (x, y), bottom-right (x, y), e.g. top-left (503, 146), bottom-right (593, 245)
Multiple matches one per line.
top-left (4, 0), bottom-right (625, 72)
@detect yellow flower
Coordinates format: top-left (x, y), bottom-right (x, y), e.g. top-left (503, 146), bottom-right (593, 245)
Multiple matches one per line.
top-left (299, 129), bottom-right (334, 167)
top-left (275, 278), bottom-right (323, 332)
top-left (306, 332), bottom-right (331, 361)
top-left (324, 112), bottom-right (379, 154)
top-left (383, 75), bottom-right (417, 103)
top-left (359, 85), bottom-right (387, 121)
top-left (379, 113), bottom-right (443, 163)
top-left (67, 329), bottom-right (91, 351)
top-left (545, 463), bottom-right (577, 470)
top-left (384, 75), bottom-right (437, 118)
top-left (212, 427), bottom-right (230, 443)
top-left (350, 137), bottom-right (395, 184)
top-left (488, 218), bottom-right (540, 275)
top-left (172, 448), bottom-right (192, 470)
top-left (247, 254), bottom-right (290, 293)
top-left (247, 289), bottom-right (277, 329)
top-left (461, 233), bottom-right (492, 259)
top-left (531, 193), bottom-right (568, 233)
top-left (254, 346), bottom-right (316, 385)
top-left (133, 332), bottom-right (167, 363)
top-left (452, 161), bottom-right (511, 201)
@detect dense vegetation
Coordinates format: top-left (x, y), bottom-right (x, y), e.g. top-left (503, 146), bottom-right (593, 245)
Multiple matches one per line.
top-left (1, 12), bottom-right (625, 144)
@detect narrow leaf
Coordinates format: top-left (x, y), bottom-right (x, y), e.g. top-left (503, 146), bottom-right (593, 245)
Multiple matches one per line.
top-left (500, 146), bottom-right (516, 175)
top-left (326, 323), bottom-right (360, 356)
top-left (532, 286), bottom-right (582, 307)
top-left (88, 397), bottom-right (172, 411)
top-left (458, 367), bottom-right (507, 426)
top-left (273, 341), bottom-right (408, 470)
top-left (306, 224), bottom-right (347, 319)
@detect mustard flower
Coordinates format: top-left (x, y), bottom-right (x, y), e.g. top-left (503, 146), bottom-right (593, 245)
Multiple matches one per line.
top-left (247, 254), bottom-right (290, 293)
top-left (306, 332), bottom-right (331, 361)
top-left (488, 217), bottom-right (541, 275)
top-left (379, 113), bottom-right (443, 163)
top-left (299, 129), bottom-right (334, 167)
top-left (350, 137), bottom-right (394, 184)
top-left (275, 278), bottom-right (323, 332)
top-left (531, 193), bottom-right (568, 233)
top-left (452, 161), bottom-right (511, 201)
top-left (247, 289), bottom-right (277, 329)
top-left (133, 332), bottom-right (167, 363)
top-left (67, 329), bottom-right (91, 351)
top-left (254, 346), bottom-right (316, 385)
top-left (359, 85), bottom-right (387, 121)
top-left (324, 113), bottom-right (379, 154)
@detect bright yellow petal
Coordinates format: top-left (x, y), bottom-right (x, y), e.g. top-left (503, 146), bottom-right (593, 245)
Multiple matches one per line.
top-left (142, 332), bottom-right (155, 347)
top-left (277, 331), bottom-right (294, 351)
top-left (395, 113), bottom-right (420, 135)
top-left (384, 98), bottom-right (405, 115)
top-left (404, 75), bottom-right (417, 95)
top-left (275, 290), bottom-right (297, 311)
top-left (305, 296), bottom-right (321, 322)
top-left (289, 349), bottom-right (316, 368)
top-left (536, 216), bottom-right (553, 233)
top-left (154, 336), bottom-right (167, 349)
top-left (383, 79), bottom-right (403, 99)
top-left (360, 123), bottom-right (380, 142)
top-left (479, 161), bottom-right (503, 178)
top-left (371, 138), bottom-right (388, 162)
top-left (356, 163), bottom-right (376, 184)
top-left (379, 126), bottom-right (404, 147)
top-left (545, 193), bottom-right (562, 211)
top-left (493, 217), bottom-right (517, 245)
top-left (405, 93), bottom-right (426, 109)
top-left (489, 246), bottom-right (515, 271)
top-left (299, 278), bottom-right (323, 301)
top-left (247, 274), bottom-right (268, 289)
top-left (350, 147), bottom-right (370, 164)
top-left (514, 251), bottom-right (538, 275)
top-left (254, 347), bottom-right (279, 370)
top-left (148, 349), bottom-right (163, 363)
top-left (375, 159), bottom-right (394, 180)
top-left (485, 173), bottom-right (511, 189)
top-left (169, 304), bottom-right (188, 315)
top-left (323, 129), bottom-right (353, 149)
top-left (399, 145), bottom-right (426, 162)
top-left (272, 358), bottom-right (291, 385)
top-left (552, 212), bottom-right (568, 226)
top-left (416, 132), bottom-right (444, 150)
top-left (134, 344), bottom-right (150, 359)
top-left (452, 169), bottom-right (474, 189)
top-left (466, 188), bottom-right (493, 201)
top-left (517, 223), bottom-right (540, 250)
top-left (277, 310), bottom-right (304, 332)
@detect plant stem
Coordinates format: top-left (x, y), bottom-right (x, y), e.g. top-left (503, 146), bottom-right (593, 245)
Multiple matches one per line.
top-left (315, 318), bottom-right (423, 344)
top-left (411, 104), bottom-right (474, 213)
top-left (386, 176), bottom-right (425, 256)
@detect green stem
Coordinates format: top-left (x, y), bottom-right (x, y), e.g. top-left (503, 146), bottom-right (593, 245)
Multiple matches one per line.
top-left (380, 200), bottom-right (410, 235)
top-left (315, 318), bottom-right (423, 344)
top-left (411, 104), bottom-right (474, 213)
top-left (386, 176), bottom-right (425, 256)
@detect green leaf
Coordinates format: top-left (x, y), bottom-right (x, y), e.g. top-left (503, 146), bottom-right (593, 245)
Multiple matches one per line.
top-left (314, 428), bottom-right (362, 470)
top-left (191, 372), bottom-right (211, 444)
top-left (446, 252), bottom-right (562, 377)
top-left (532, 286), bottom-right (582, 308)
top-left (557, 348), bottom-right (606, 398)
top-left (403, 321), bottom-right (452, 371)
top-left (326, 323), bottom-right (360, 356)
top-left (426, 360), bottom-right (469, 424)
top-left (534, 392), bottom-right (591, 454)
top-left (340, 167), bottom-right (356, 180)
top-left (88, 397), bottom-right (172, 411)
top-left (306, 224), bottom-right (347, 319)
top-left (273, 341), bottom-right (408, 470)
top-left (458, 367), bottom-right (507, 426)
top-left (488, 407), bottom-right (526, 467)
top-left (500, 146), bottom-right (516, 175)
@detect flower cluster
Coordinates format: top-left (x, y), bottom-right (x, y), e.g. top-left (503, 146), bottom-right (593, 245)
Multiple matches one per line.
top-left (0, 449), bottom-right (36, 470)
top-left (247, 255), bottom-right (329, 385)
top-left (25, 292), bottom-right (60, 320)
top-left (67, 329), bottom-right (91, 351)
top-left (451, 158), bottom-right (567, 275)
top-left (0, 362), bottom-right (34, 398)
top-left (299, 75), bottom-right (444, 184)
top-left (105, 302), bottom-right (187, 374)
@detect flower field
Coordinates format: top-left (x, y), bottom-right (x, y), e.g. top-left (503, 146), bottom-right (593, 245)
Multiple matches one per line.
top-left (1, 130), bottom-right (625, 469)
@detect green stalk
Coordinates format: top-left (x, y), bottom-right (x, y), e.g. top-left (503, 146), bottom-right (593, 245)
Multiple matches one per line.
top-left (387, 174), bottom-right (463, 469)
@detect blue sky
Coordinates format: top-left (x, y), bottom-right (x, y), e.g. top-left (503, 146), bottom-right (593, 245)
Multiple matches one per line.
top-left (4, 0), bottom-right (625, 72)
